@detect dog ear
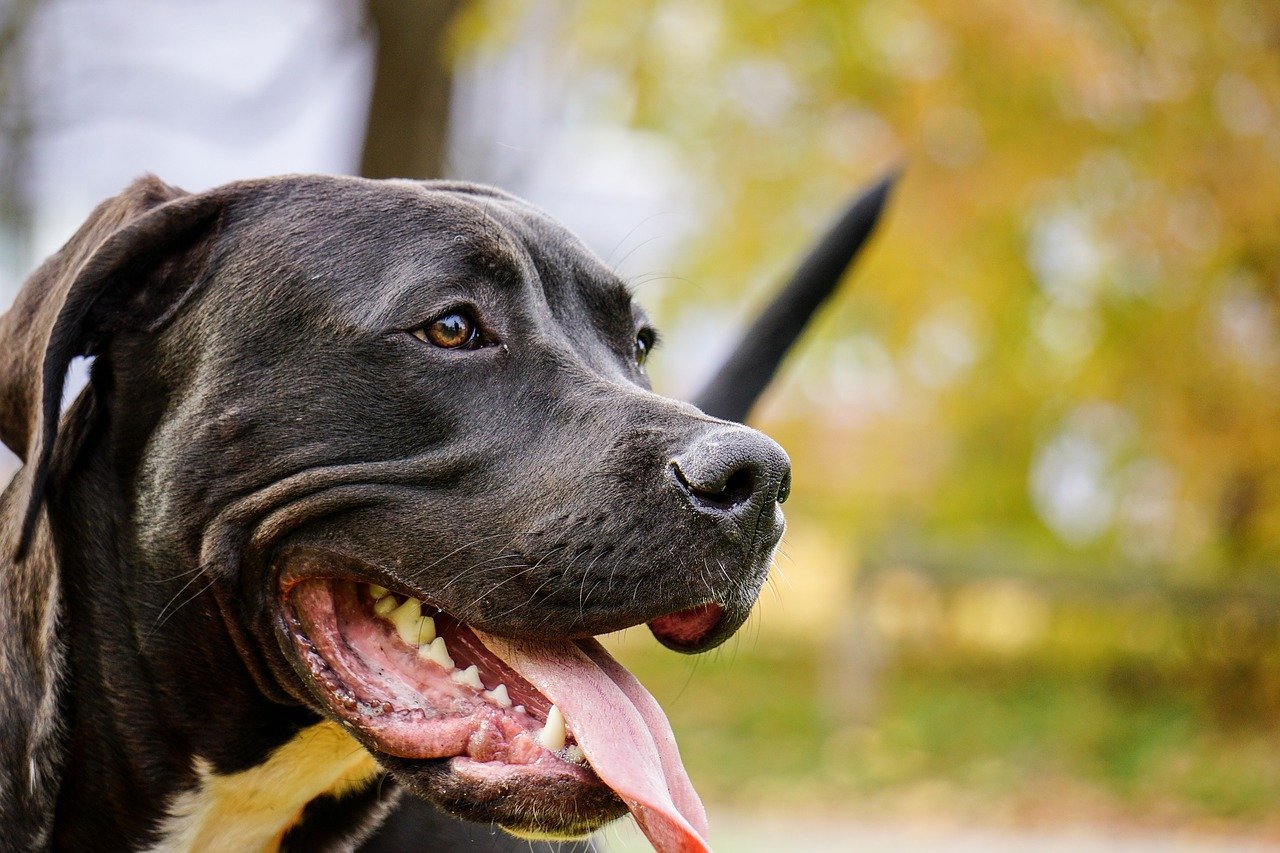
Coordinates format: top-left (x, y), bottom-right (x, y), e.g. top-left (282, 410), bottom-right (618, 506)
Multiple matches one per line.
top-left (0, 175), bottom-right (227, 559)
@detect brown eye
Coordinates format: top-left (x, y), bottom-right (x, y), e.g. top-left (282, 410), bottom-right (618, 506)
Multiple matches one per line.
top-left (416, 312), bottom-right (478, 349)
top-left (635, 328), bottom-right (656, 367)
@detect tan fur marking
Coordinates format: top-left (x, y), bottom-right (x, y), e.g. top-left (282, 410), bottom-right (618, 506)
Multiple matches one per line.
top-left (147, 722), bottom-right (379, 852)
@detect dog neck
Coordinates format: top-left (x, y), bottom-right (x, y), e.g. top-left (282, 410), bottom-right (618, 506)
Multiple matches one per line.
top-left (143, 721), bottom-right (380, 852)
top-left (35, 398), bottom-right (387, 850)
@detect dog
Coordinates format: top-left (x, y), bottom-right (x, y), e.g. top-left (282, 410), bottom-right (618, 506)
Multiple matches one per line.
top-left (0, 172), bottom-right (892, 851)
top-left (359, 171), bottom-right (898, 853)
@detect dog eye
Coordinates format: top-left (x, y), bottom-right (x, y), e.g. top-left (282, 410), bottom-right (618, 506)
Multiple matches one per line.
top-left (415, 311), bottom-right (480, 349)
top-left (635, 328), bottom-right (656, 367)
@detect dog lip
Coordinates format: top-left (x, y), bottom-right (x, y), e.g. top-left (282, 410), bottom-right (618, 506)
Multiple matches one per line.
top-left (381, 754), bottom-right (628, 837)
top-left (647, 602), bottom-right (726, 651)
top-left (272, 545), bottom-right (747, 645)
top-left (274, 546), bottom-right (444, 613)
top-left (273, 551), bottom-right (615, 642)
top-left (272, 574), bottom-right (634, 837)
top-left (272, 571), bottom-right (627, 799)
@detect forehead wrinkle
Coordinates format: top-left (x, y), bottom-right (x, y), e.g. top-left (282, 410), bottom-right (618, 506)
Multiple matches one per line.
top-left (487, 205), bottom-right (627, 309)
top-left (353, 197), bottom-right (533, 327)
top-left (438, 191), bottom-right (528, 284)
top-left (437, 192), bottom-right (574, 309)
top-left (422, 187), bottom-right (639, 345)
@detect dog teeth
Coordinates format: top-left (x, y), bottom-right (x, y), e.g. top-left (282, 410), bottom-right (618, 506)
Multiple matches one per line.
top-left (420, 636), bottom-right (454, 669)
top-left (539, 705), bottom-right (566, 751)
top-left (560, 744), bottom-right (586, 765)
top-left (451, 665), bottom-right (483, 689)
top-left (483, 683), bottom-right (512, 708)
top-left (372, 590), bottom-right (438, 649)
top-left (373, 596), bottom-right (487, 694)
top-left (369, 584), bottom-right (390, 600)
top-left (388, 599), bottom-right (424, 646)
top-left (513, 705), bottom-right (525, 715)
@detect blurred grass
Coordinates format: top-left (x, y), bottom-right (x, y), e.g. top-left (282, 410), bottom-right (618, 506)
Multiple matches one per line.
top-left (605, 634), bottom-right (1280, 831)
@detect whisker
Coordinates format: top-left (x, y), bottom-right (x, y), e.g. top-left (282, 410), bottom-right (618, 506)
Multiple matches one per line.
top-left (434, 532), bottom-right (537, 593)
top-left (607, 210), bottom-right (674, 269)
top-left (148, 572), bottom-right (220, 638)
top-left (576, 552), bottom-right (610, 616)
top-left (454, 562), bottom-right (546, 614)
top-left (150, 561), bottom-right (215, 629)
top-left (145, 563), bottom-right (209, 584)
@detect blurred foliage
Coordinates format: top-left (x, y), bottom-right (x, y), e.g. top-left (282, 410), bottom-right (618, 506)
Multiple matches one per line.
top-left (609, 634), bottom-right (1280, 831)
top-left (456, 0), bottom-right (1280, 831)
top-left (462, 0), bottom-right (1280, 580)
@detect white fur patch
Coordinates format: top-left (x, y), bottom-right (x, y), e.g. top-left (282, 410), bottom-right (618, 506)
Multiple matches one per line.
top-left (147, 721), bottom-right (379, 852)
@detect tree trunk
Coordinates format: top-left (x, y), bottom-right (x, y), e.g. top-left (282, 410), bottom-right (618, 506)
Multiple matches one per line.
top-left (360, 0), bottom-right (466, 180)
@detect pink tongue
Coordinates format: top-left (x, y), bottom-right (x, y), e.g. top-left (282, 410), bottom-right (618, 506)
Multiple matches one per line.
top-left (473, 630), bottom-right (710, 853)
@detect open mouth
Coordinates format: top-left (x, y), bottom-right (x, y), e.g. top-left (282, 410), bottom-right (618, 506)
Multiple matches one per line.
top-left (279, 575), bottom-right (711, 851)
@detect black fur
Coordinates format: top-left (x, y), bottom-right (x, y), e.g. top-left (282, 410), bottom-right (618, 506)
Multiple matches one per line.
top-left (363, 172), bottom-right (898, 852)
top-left (0, 175), bottom-right (794, 850)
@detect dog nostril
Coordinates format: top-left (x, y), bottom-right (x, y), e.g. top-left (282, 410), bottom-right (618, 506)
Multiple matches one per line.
top-left (702, 466), bottom-right (757, 509)
top-left (672, 460), bottom-right (759, 511)
top-left (671, 426), bottom-right (790, 522)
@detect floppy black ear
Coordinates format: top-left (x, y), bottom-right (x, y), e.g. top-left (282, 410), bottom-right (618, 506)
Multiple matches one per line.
top-left (0, 175), bottom-right (227, 559)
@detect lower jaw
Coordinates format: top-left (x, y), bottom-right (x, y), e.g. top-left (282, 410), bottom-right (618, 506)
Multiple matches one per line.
top-left (382, 753), bottom-right (628, 837)
top-left (278, 578), bottom-right (625, 833)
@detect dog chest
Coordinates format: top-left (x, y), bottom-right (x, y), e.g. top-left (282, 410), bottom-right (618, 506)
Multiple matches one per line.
top-left (146, 721), bottom-right (379, 852)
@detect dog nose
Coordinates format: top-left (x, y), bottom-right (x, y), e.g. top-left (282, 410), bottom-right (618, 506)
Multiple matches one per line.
top-left (670, 426), bottom-right (791, 531)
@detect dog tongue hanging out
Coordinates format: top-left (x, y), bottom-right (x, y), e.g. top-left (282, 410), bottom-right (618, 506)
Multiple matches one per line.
top-left (282, 574), bottom-right (715, 850)
top-left (478, 634), bottom-right (710, 850)
top-left (2, 168), bottom-right (891, 850)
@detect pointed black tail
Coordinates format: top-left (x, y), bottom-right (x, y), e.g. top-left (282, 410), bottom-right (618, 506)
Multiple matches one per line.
top-left (692, 170), bottom-right (899, 422)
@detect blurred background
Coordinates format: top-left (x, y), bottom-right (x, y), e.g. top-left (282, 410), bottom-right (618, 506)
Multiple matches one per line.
top-left (1, 0), bottom-right (1279, 849)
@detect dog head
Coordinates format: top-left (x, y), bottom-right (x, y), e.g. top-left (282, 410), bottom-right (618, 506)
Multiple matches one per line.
top-left (0, 175), bottom-right (790, 847)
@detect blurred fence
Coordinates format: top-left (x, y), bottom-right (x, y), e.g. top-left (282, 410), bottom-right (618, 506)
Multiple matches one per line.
top-left (836, 549), bottom-right (1280, 726)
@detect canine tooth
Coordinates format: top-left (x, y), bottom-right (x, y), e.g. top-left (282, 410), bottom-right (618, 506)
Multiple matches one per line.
top-left (539, 705), bottom-right (566, 751)
top-left (369, 584), bottom-right (390, 600)
top-left (420, 636), bottom-right (454, 669)
top-left (483, 684), bottom-right (512, 708)
top-left (389, 600), bottom-right (423, 645)
top-left (373, 595), bottom-right (397, 617)
top-left (451, 665), bottom-right (483, 689)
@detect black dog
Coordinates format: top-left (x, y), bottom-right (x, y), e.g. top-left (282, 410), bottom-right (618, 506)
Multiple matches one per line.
top-left (0, 172), bottom-right (892, 851)
top-left (359, 172), bottom-right (897, 853)
top-left (0, 174), bottom-right (788, 850)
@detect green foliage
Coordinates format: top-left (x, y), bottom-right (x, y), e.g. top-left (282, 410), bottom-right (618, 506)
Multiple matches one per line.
top-left (461, 0), bottom-right (1280, 576)
top-left (460, 0), bottom-right (1280, 828)
top-left (615, 638), bottom-right (1280, 826)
